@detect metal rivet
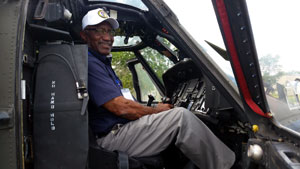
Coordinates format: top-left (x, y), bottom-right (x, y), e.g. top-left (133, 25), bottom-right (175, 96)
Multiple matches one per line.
top-left (257, 102), bottom-right (261, 105)
top-left (23, 54), bottom-right (28, 64)
top-left (240, 26), bottom-right (246, 30)
top-left (249, 63), bottom-right (254, 67)
top-left (256, 95), bottom-right (260, 99)
top-left (246, 51), bottom-right (251, 55)
top-left (243, 39), bottom-right (248, 43)
top-left (254, 85), bottom-right (259, 88)
top-left (252, 74), bottom-right (256, 78)
top-left (237, 12), bottom-right (241, 16)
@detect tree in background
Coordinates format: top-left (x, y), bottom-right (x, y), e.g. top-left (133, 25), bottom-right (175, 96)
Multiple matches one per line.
top-left (111, 36), bottom-right (176, 99)
top-left (111, 51), bottom-right (135, 95)
top-left (259, 54), bottom-right (283, 95)
top-left (140, 47), bottom-right (174, 83)
top-left (259, 55), bottom-right (282, 75)
top-left (111, 47), bottom-right (174, 99)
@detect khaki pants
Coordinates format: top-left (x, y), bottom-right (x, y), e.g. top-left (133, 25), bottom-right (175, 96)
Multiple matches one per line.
top-left (97, 107), bottom-right (235, 169)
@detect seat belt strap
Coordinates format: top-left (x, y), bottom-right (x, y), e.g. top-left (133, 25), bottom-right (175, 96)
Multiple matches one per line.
top-left (117, 151), bottom-right (129, 169)
top-left (80, 96), bottom-right (89, 115)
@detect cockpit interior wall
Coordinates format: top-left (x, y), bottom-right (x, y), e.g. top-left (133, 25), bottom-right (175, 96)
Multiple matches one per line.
top-left (33, 44), bottom-right (89, 169)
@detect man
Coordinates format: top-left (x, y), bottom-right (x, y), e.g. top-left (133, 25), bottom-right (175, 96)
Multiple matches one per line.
top-left (80, 8), bottom-right (235, 169)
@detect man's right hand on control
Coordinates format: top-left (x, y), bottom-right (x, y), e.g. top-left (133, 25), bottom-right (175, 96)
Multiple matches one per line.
top-left (155, 102), bottom-right (173, 113)
top-left (103, 96), bottom-right (174, 120)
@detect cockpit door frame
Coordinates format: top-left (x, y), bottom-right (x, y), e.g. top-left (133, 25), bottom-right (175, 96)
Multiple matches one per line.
top-left (0, 0), bottom-right (29, 169)
top-left (211, 0), bottom-right (271, 118)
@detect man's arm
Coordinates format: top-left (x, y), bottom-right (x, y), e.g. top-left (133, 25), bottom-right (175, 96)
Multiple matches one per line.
top-left (103, 96), bottom-right (173, 120)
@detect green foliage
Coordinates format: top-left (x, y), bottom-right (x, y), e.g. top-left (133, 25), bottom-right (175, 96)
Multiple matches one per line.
top-left (112, 47), bottom-right (174, 92)
top-left (111, 39), bottom-right (175, 100)
top-left (111, 51), bottom-right (135, 95)
top-left (140, 47), bottom-right (174, 83)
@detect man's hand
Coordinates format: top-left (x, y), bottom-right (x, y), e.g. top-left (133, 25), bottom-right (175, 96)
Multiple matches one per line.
top-left (103, 96), bottom-right (174, 120)
top-left (154, 102), bottom-right (173, 113)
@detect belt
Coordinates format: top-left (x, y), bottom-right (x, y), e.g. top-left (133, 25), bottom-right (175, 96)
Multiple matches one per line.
top-left (96, 123), bottom-right (124, 138)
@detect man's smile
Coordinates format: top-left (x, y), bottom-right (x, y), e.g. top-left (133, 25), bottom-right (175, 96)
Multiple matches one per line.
top-left (98, 41), bottom-right (112, 47)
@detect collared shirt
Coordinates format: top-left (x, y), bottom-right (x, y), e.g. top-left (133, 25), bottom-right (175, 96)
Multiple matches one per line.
top-left (88, 49), bottom-right (130, 136)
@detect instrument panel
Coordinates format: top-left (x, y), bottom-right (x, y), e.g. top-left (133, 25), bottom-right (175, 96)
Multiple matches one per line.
top-left (163, 59), bottom-right (233, 124)
top-left (163, 59), bottom-right (210, 116)
top-left (171, 78), bottom-right (208, 114)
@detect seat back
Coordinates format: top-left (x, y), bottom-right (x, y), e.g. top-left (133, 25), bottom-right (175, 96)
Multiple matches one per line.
top-left (33, 44), bottom-right (89, 169)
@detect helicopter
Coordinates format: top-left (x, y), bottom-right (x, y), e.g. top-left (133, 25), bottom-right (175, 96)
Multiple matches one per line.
top-left (1, 0), bottom-right (300, 169)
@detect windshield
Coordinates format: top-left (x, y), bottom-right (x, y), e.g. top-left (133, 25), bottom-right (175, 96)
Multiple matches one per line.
top-left (140, 46), bottom-right (175, 84)
top-left (91, 0), bottom-right (148, 10)
top-left (113, 36), bottom-right (142, 46)
top-left (246, 0), bottom-right (300, 133)
top-left (163, 0), bottom-right (236, 85)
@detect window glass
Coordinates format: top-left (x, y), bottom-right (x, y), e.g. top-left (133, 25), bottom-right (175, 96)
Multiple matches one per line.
top-left (247, 0), bottom-right (300, 133)
top-left (135, 63), bottom-right (162, 102)
top-left (89, 0), bottom-right (148, 10)
top-left (156, 36), bottom-right (178, 54)
top-left (111, 51), bottom-right (136, 97)
top-left (163, 0), bottom-right (237, 84)
top-left (139, 47), bottom-right (175, 84)
top-left (113, 36), bottom-right (142, 47)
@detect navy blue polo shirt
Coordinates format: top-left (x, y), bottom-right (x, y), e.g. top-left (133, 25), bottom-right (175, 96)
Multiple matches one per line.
top-left (88, 49), bottom-right (130, 136)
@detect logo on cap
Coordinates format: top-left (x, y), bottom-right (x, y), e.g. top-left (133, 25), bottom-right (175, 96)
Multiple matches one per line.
top-left (98, 9), bottom-right (109, 18)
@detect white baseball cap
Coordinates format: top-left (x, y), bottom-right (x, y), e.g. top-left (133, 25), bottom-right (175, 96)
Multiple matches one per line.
top-left (82, 8), bottom-right (119, 30)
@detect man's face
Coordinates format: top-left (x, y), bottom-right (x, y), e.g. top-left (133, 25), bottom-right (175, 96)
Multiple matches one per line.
top-left (81, 21), bottom-right (114, 55)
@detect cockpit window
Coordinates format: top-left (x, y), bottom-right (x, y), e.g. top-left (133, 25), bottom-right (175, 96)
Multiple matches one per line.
top-left (163, 0), bottom-right (237, 85)
top-left (140, 47), bottom-right (175, 84)
top-left (247, 0), bottom-right (300, 133)
top-left (156, 36), bottom-right (178, 52)
top-left (113, 36), bottom-right (142, 47)
top-left (156, 35), bottom-right (179, 61)
top-left (88, 0), bottom-right (148, 10)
